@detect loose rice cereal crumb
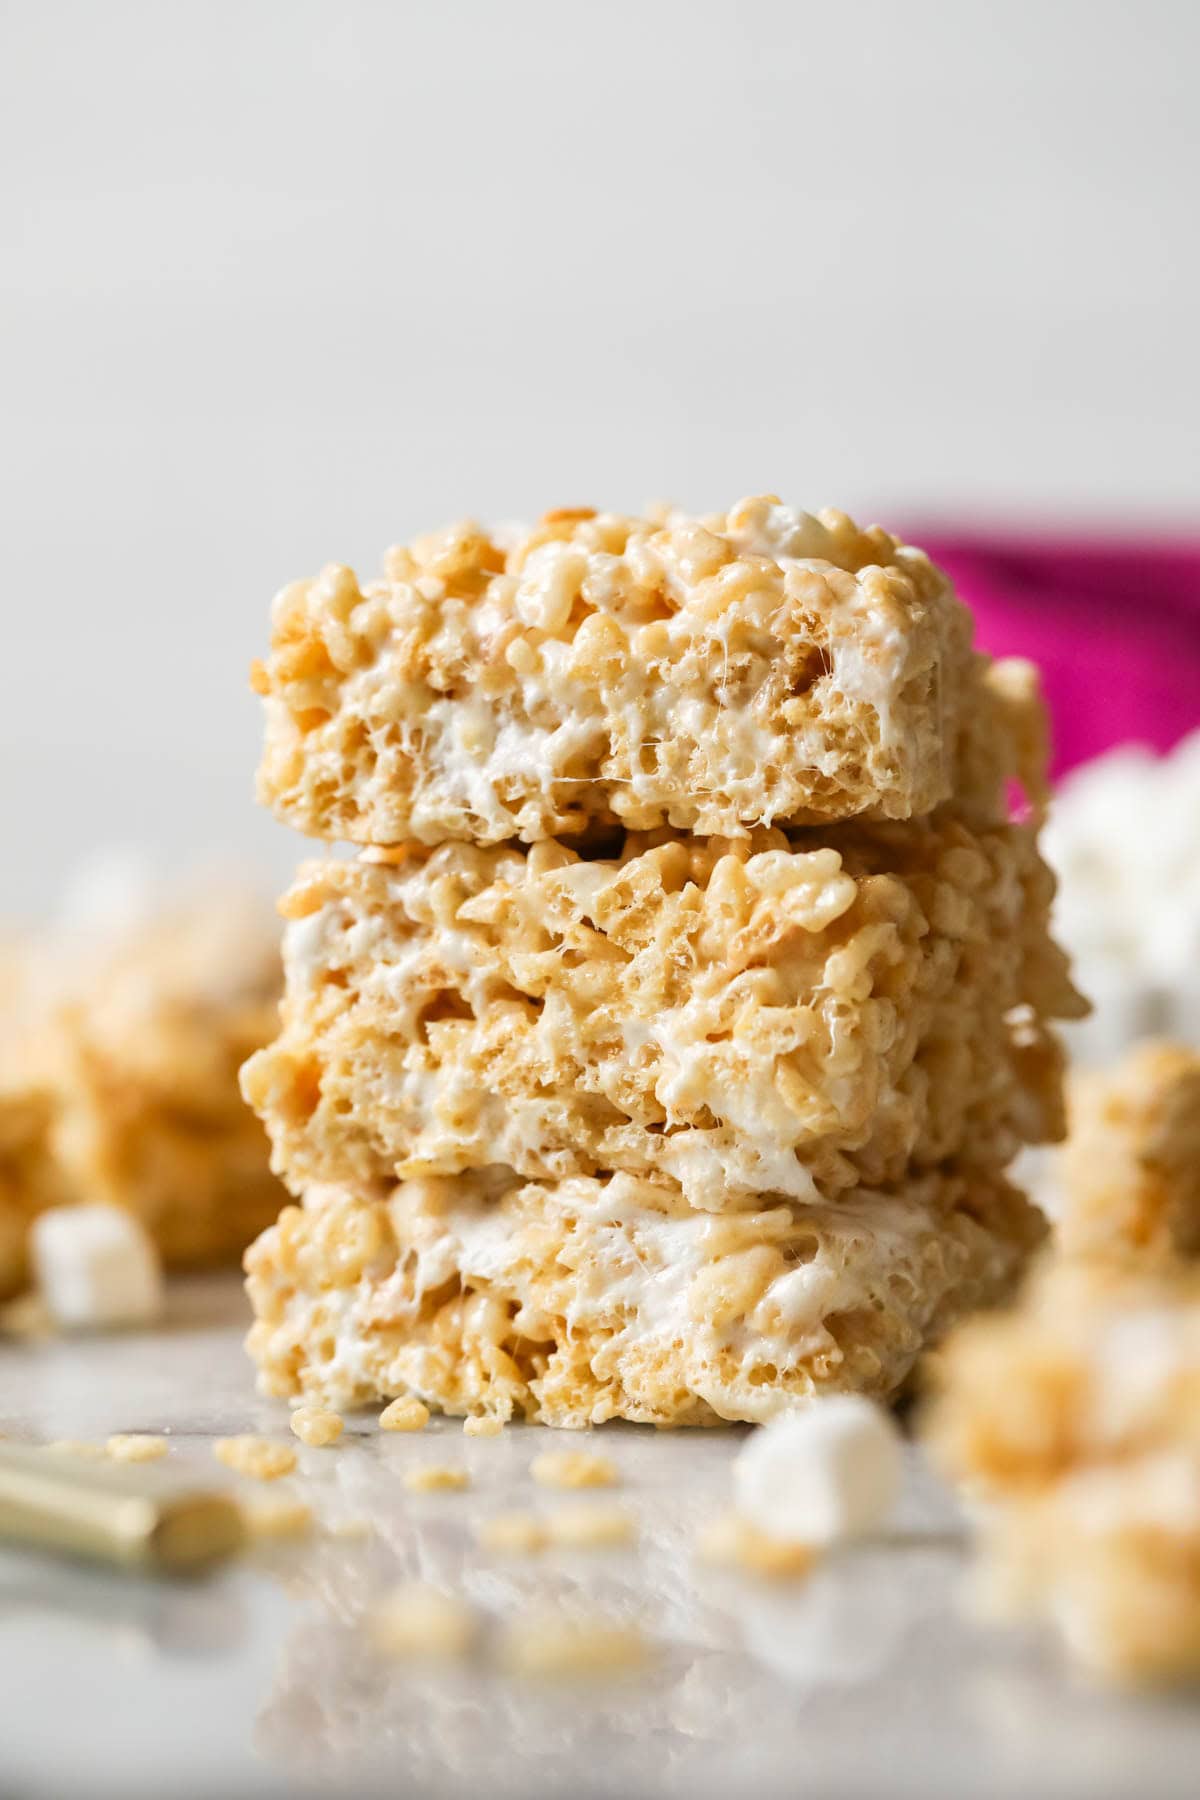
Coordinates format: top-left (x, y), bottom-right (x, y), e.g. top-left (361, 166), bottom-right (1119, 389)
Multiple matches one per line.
top-left (546, 1505), bottom-right (636, 1550)
top-left (213, 1436), bottom-right (297, 1481)
top-left (402, 1463), bottom-right (470, 1494)
top-left (697, 1510), bottom-right (818, 1580)
top-left (326, 1515), bottom-right (373, 1540)
top-left (106, 1433), bottom-right (168, 1464)
top-left (478, 1512), bottom-right (547, 1554)
top-left (370, 1583), bottom-right (477, 1659)
top-left (463, 1415), bottom-right (504, 1437)
top-left (530, 1449), bottom-right (618, 1490)
top-left (379, 1397), bottom-right (430, 1433)
top-left (242, 1493), bottom-right (313, 1540)
top-left (500, 1612), bottom-right (651, 1679)
top-left (290, 1407), bottom-right (344, 1448)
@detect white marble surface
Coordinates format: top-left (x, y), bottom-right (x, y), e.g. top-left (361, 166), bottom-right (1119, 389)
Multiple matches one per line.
top-left (2, 1275), bottom-right (1199, 1800)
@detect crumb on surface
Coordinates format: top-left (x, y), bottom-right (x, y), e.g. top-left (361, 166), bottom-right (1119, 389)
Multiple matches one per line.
top-left (697, 1511), bottom-right (818, 1579)
top-left (370, 1583), bottom-right (476, 1659)
top-left (241, 1493), bottom-right (313, 1540)
top-left (463, 1414), bottom-right (504, 1437)
top-left (290, 1407), bottom-right (343, 1448)
top-left (530, 1449), bottom-right (618, 1490)
top-left (545, 1504), bottom-right (636, 1550)
top-left (500, 1611), bottom-right (651, 1679)
top-left (326, 1515), bottom-right (373, 1540)
top-left (213, 1435), bottom-right (298, 1481)
top-left (46, 1439), bottom-right (108, 1460)
top-left (402, 1462), bottom-right (470, 1494)
top-left (106, 1433), bottom-right (168, 1464)
top-left (379, 1396), bottom-right (430, 1433)
top-left (477, 1511), bottom-right (547, 1554)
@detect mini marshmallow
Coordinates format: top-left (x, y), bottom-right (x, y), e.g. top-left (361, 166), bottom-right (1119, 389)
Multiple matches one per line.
top-left (733, 1396), bottom-right (903, 1546)
top-left (31, 1204), bottom-right (164, 1330)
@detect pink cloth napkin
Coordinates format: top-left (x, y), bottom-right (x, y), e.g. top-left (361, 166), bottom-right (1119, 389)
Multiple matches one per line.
top-left (910, 532), bottom-right (1200, 777)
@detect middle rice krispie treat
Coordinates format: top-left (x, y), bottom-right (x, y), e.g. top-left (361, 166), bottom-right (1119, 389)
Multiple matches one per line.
top-left (242, 818), bottom-right (1082, 1213)
top-left (241, 496), bottom-right (1081, 1426)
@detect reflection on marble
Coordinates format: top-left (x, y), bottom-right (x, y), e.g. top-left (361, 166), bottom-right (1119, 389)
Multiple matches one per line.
top-left (2, 1275), bottom-right (1200, 1799)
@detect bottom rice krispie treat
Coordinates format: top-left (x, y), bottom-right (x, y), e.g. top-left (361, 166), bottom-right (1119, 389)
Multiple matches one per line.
top-left (0, 887), bottom-right (286, 1297)
top-left (244, 1167), bottom-right (1044, 1427)
top-left (926, 1258), bottom-right (1200, 1684)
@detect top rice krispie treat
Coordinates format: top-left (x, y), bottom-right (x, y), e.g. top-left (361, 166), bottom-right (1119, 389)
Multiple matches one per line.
top-left (1058, 1041), bottom-right (1200, 1265)
top-left (252, 497), bottom-right (985, 846)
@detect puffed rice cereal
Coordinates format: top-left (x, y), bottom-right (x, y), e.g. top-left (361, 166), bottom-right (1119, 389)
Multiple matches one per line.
top-left (500, 1611), bottom-right (651, 1679)
top-left (106, 1433), bottom-right (169, 1464)
top-left (289, 1407), bottom-right (343, 1448)
top-left (213, 1436), bottom-right (298, 1481)
top-left (369, 1583), bottom-right (477, 1660)
top-left (379, 1396), bottom-right (430, 1432)
top-left (402, 1463), bottom-right (470, 1494)
top-left (530, 1450), bottom-right (619, 1490)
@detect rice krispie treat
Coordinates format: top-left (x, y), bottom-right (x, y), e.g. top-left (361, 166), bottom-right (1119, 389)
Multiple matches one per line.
top-left (0, 949), bottom-right (71, 1297)
top-left (251, 498), bottom-right (987, 847)
top-left (0, 1083), bottom-right (69, 1298)
top-left (244, 1167), bottom-right (1044, 1427)
top-left (926, 1258), bottom-right (1200, 1683)
top-left (1058, 1041), bottom-right (1200, 1265)
top-left (242, 817), bottom-right (1083, 1214)
top-left (0, 889), bottom-right (286, 1293)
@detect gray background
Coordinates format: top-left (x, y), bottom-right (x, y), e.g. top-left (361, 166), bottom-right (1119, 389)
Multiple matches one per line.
top-left (3, 0), bottom-right (1197, 915)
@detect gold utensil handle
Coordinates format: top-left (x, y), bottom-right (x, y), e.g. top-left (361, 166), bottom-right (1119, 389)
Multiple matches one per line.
top-left (0, 1443), bottom-right (245, 1573)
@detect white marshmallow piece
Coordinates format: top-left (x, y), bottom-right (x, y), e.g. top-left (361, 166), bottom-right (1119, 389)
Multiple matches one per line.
top-left (31, 1204), bottom-right (164, 1331)
top-left (733, 1396), bottom-right (904, 1547)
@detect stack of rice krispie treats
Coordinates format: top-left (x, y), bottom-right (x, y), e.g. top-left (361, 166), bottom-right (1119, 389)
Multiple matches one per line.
top-left (241, 496), bottom-right (1084, 1427)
